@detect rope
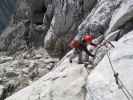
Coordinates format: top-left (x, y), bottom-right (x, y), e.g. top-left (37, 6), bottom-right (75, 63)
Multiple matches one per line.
top-left (119, 78), bottom-right (133, 100)
top-left (81, 40), bottom-right (133, 100)
top-left (106, 48), bottom-right (133, 100)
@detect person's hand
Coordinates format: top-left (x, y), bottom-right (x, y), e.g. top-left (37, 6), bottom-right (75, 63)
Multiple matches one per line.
top-left (96, 44), bottom-right (102, 48)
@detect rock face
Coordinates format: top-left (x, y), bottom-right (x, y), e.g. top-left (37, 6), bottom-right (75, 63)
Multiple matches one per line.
top-left (78, 0), bottom-right (117, 37)
top-left (2, 0), bottom-right (133, 100)
top-left (106, 0), bottom-right (133, 34)
top-left (86, 31), bottom-right (133, 100)
top-left (44, 0), bottom-right (97, 57)
top-left (5, 31), bottom-right (133, 100)
top-left (0, 48), bottom-right (59, 100)
top-left (0, 0), bottom-right (16, 33)
top-left (104, 0), bottom-right (133, 41)
top-left (13, 0), bottom-right (30, 24)
top-left (6, 57), bottom-right (88, 100)
top-left (0, 0), bottom-right (31, 54)
top-left (1, 0), bottom-right (133, 58)
top-left (0, 23), bottom-right (26, 53)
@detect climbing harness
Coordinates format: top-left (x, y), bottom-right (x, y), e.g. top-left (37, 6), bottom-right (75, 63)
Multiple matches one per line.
top-left (105, 41), bottom-right (133, 100)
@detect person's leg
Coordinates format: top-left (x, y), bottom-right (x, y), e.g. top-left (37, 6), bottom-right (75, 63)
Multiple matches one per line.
top-left (83, 47), bottom-right (95, 65)
top-left (83, 47), bottom-right (95, 57)
top-left (69, 49), bottom-right (78, 63)
top-left (85, 53), bottom-right (89, 62)
top-left (78, 49), bottom-right (83, 64)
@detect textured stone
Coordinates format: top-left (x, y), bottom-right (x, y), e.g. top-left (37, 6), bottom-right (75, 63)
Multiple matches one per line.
top-left (6, 58), bottom-right (88, 100)
top-left (78, 0), bottom-right (116, 38)
top-left (106, 0), bottom-right (133, 34)
top-left (86, 31), bottom-right (133, 100)
top-left (44, 0), bottom-right (97, 57)
top-left (0, 0), bottom-right (16, 32)
top-left (0, 22), bottom-right (26, 53)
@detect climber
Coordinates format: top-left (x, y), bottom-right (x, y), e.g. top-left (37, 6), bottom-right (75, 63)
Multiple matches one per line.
top-left (69, 34), bottom-right (97, 64)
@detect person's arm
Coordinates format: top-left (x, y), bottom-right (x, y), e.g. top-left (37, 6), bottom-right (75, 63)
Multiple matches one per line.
top-left (90, 42), bottom-right (97, 48)
top-left (82, 46), bottom-right (95, 57)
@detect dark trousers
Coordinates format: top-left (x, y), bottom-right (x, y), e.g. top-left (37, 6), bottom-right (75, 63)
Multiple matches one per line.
top-left (70, 47), bottom-right (94, 63)
top-left (70, 48), bottom-right (82, 63)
